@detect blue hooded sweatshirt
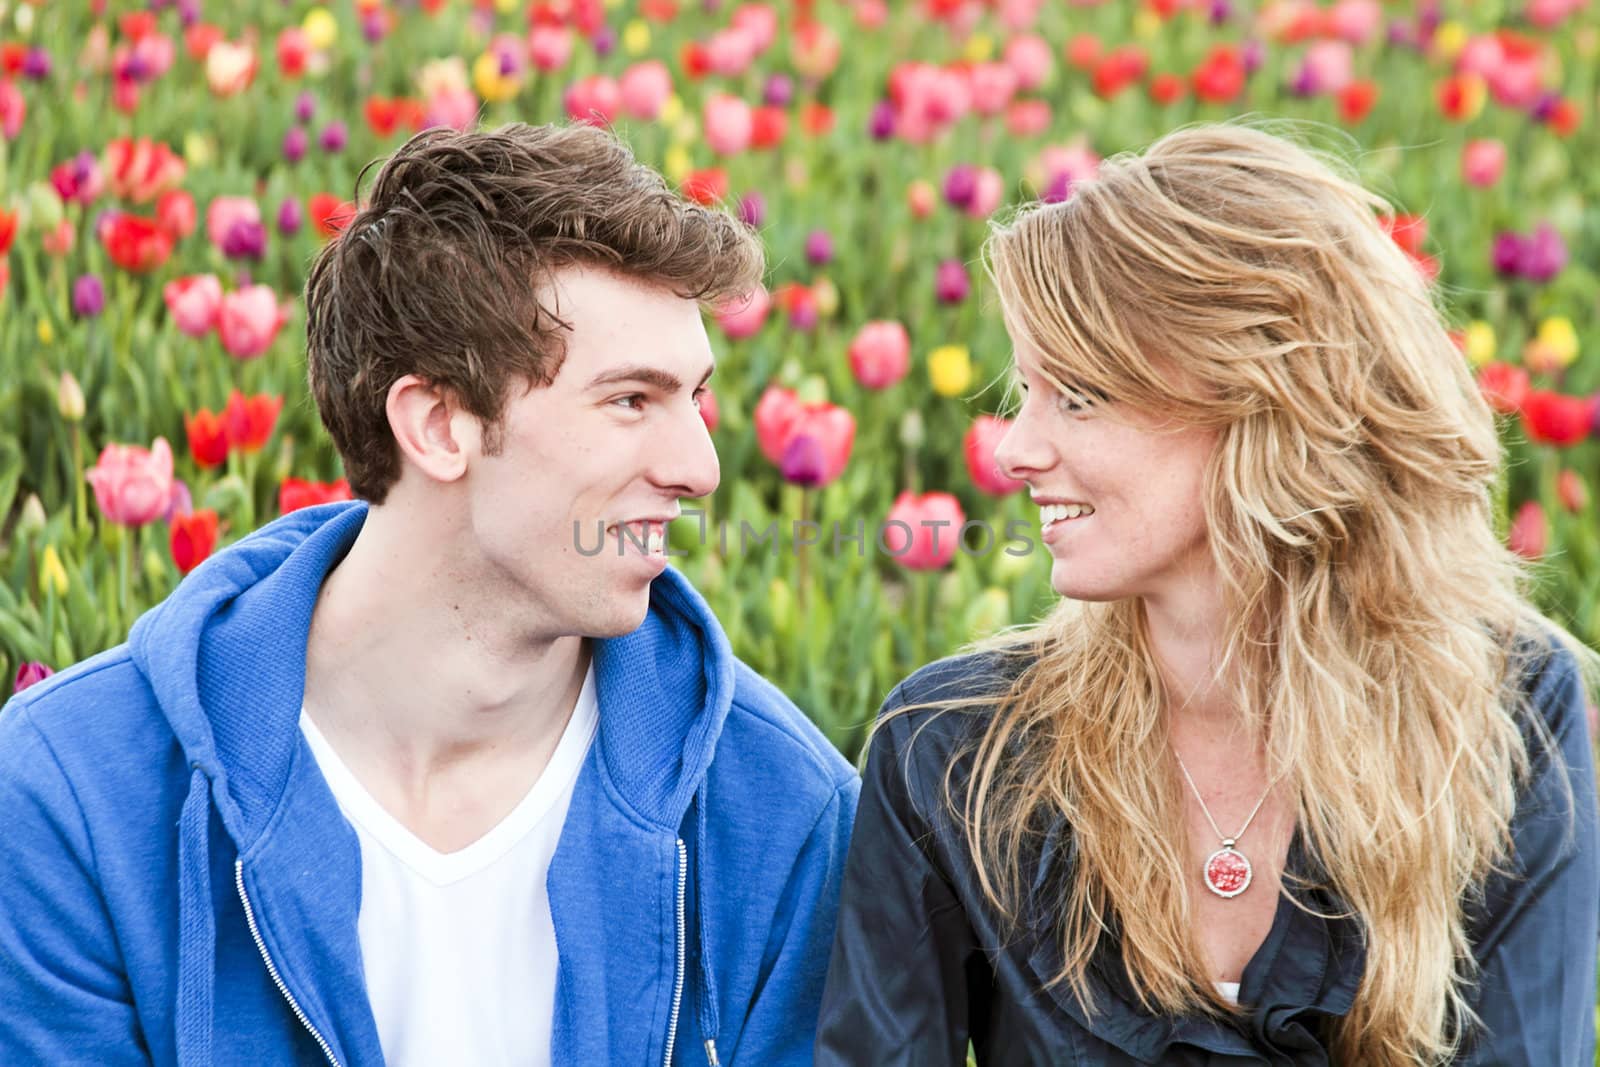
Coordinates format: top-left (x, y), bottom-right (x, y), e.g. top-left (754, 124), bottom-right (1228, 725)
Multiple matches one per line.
top-left (0, 501), bottom-right (859, 1066)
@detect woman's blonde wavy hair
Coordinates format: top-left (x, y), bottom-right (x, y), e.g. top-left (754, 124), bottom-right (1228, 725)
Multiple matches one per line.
top-left (920, 120), bottom-right (1599, 1064)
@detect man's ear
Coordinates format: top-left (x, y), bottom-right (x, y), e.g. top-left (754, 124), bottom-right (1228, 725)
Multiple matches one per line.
top-left (386, 374), bottom-right (476, 485)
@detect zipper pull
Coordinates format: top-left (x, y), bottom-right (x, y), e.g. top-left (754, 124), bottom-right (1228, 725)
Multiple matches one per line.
top-left (704, 1039), bottom-right (720, 1066)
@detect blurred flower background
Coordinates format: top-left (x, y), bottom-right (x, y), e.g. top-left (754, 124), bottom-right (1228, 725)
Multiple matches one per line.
top-left (1, 0), bottom-right (1598, 781)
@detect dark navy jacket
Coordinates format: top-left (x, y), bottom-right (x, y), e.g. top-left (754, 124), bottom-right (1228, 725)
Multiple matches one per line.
top-left (816, 637), bottom-right (1598, 1065)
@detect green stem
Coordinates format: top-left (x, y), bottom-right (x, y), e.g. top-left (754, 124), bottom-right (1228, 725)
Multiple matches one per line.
top-left (71, 424), bottom-right (86, 533)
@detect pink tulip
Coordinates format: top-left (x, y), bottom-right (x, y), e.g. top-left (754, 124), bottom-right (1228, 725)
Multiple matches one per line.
top-left (204, 195), bottom-right (260, 251)
top-left (1, 80), bottom-right (26, 140)
top-left (1508, 500), bottom-right (1547, 559)
top-left (13, 661), bottom-right (54, 694)
top-left (528, 25), bottom-right (573, 72)
top-left (968, 63), bottom-right (1019, 116)
top-left (218, 285), bottom-right (289, 359)
top-left (1461, 139), bottom-right (1506, 187)
top-left (707, 27), bottom-right (759, 77)
top-left (777, 406), bottom-right (855, 487)
top-left (620, 61), bottom-right (673, 121)
top-left (703, 94), bottom-right (753, 156)
top-left (848, 321), bottom-right (911, 390)
top-left (752, 385), bottom-right (856, 487)
top-left (884, 490), bottom-right (966, 570)
top-left (424, 87), bottom-right (479, 133)
top-left (1327, 0), bottom-right (1382, 43)
top-left (966, 166), bottom-right (1005, 219)
top-left (714, 286), bottom-right (771, 340)
top-left (964, 415), bottom-right (1025, 495)
top-left (754, 385), bottom-right (803, 465)
top-left (731, 4), bottom-right (779, 52)
top-left (163, 274), bottom-right (224, 337)
top-left (564, 74), bottom-right (621, 127)
top-left (86, 437), bottom-right (175, 527)
top-left (1003, 34), bottom-right (1053, 90)
top-left (1297, 40), bottom-right (1353, 95)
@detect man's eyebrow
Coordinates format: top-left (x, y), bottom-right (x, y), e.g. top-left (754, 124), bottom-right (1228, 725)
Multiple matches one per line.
top-left (585, 364), bottom-right (715, 392)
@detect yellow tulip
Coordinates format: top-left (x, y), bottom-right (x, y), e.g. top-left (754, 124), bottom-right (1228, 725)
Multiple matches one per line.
top-left (37, 318), bottom-right (53, 345)
top-left (929, 345), bottom-right (973, 398)
top-left (472, 52), bottom-right (520, 103)
top-left (658, 93), bottom-right (685, 126)
top-left (302, 7), bottom-right (338, 51)
top-left (1463, 321), bottom-right (1496, 367)
top-left (1133, 9), bottom-right (1162, 39)
top-left (623, 19), bottom-right (651, 56)
top-left (1537, 316), bottom-right (1579, 368)
top-left (663, 144), bottom-right (692, 183)
top-left (1432, 21), bottom-right (1468, 61)
top-left (40, 545), bottom-right (69, 598)
top-left (962, 33), bottom-right (994, 63)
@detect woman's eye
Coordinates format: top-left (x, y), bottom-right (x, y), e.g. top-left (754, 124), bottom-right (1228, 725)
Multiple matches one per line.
top-left (1057, 393), bottom-right (1089, 414)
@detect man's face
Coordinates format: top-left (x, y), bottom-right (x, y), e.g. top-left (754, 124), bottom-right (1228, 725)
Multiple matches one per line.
top-left (460, 265), bottom-right (720, 638)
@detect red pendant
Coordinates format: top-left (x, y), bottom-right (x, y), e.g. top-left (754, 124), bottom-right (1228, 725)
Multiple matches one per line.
top-left (1203, 847), bottom-right (1252, 898)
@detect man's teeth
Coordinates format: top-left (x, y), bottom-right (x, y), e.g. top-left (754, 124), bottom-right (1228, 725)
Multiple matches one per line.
top-left (610, 521), bottom-right (667, 554)
top-left (1040, 503), bottom-right (1095, 526)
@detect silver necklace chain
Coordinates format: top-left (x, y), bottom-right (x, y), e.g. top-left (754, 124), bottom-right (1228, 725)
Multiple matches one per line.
top-left (1173, 751), bottom-right (1278, 848)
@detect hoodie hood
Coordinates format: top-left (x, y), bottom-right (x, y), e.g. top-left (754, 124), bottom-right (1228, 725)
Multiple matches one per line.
top-left (129, 498), bottom-right (735, 846)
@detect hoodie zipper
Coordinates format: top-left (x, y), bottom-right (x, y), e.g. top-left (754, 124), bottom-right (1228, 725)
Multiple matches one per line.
top-left (235, 860), bottom-right (342, 1067)
top-left (663, 837), bottom-right (688, 1067)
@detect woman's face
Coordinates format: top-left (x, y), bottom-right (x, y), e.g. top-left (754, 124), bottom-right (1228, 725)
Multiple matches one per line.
top-left (994, 335), bottom-right (1219, 604)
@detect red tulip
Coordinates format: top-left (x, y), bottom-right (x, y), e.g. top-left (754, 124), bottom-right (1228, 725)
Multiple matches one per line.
top-left (184, 408), bottom-right (229, 468)
top-left (1520, 390), bottom-right (1593, 447)
top-left (1337, 80), bottom-right (1378, 124)
top-left (307, 192), bottom-right (357, 239)
top-left (103, 137), bottom-right (186, 204)
top-left (169, 509), bottom-right (219, 575)
top-left (883, 490), bottom-right (966, 570)
top-left (848, 321), bottom-right (911, 390)
top-left (279, 476), bottom-right (354, 514)
top-left (156, 189), bottom-right (197, 239)
top-left (99, 212), bottom-right (175, 273)
top-left (681, 167), bottom-right (729, 206)
top-left (86, 437), bottom-right (175, 527)
top-left (1476, 362), bottom-right (1529, 415)
top-left (223, 390), bottom-right (284, 452)
top-left (1507, 500), bottom-right (1546, 559)
top-left (1192, 45), bottom-right (1245, 105)
top-left (964, 415), bottom-right (1025, 495)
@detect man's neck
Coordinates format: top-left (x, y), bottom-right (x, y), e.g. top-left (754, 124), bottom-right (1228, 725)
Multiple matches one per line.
top-left (300, 517), bottom-right (592, 850)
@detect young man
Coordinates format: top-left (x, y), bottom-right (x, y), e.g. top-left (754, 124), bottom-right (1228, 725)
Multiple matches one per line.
top-left (0, 123), bottom-right (857, 1066)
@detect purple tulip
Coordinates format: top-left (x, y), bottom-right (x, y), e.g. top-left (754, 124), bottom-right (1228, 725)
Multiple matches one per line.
top-left (763, 74), bottom-right (794, 107)
top-left (1520, 224), bottom-right (1567, 282)
top-left (221, 220), bottom-right (266, 261)
top-left (804, 230), bottom-right (833, 267)
top-left (283, 126), bottom-right (308, 164)
top-left (1589, 394), bottom-right (1600, 439)
top-left (72, 274), bottom-right (105, 318)
top-left (1531, 91), bottom-right (1561, 123)
top-left (13, 661), bottom-right (54, 694)
top-left (1387, 19), bottom-right (1415, 47)
top-left (1241, 38), bottom-right (1266, 74)
top-left (738, 192), bottom-right (765, 229)
top-left (22, 48), bottom-right (51, 80)
top-left (779, 434), bottom-right (827, 486)
top-left (294, 91), bottom-right (316, 124)
top-left (936, 259), bottom-right (970, 304)
top-left (1208, 0), bottom-right (1232, 24)
top-left (277, 197), bottom-right (304, 237)
top-left (319, 121), bottom-right (348, 154)
top-left (176, 0), bottom-right (200, 27)
top-left (944, 164), bottom-right (977, 209)
top-left (868, 100), bottom-right (896, 141)
top-left (591, 27), bottom-right (617, 57)
top-left (1491, 232), bottom-right (1525, 277)
top-left (1043, 171), bottom-right (1075, 204)
top-left (361, 10), bottom-right (389, 43)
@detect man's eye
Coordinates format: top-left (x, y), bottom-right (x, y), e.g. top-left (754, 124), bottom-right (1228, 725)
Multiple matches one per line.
top-left (1057, 392), bottom-right (1090, 414)
top-left (612, 394), bottom-right (647, 412)
top-left (692, 386), bottom-right (708, 408)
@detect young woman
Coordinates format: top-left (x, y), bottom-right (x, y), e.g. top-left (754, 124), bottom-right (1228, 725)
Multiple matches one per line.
top-left (816, 123), bottom-right (1599, 1065)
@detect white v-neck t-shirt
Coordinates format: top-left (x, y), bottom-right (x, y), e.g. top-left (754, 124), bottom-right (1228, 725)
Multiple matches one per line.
top-left (299, 663), bottom-right (599, 1067)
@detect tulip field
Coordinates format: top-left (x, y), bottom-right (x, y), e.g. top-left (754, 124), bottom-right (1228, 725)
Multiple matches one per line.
top-left (1, 0), bottom-right (1598, 780)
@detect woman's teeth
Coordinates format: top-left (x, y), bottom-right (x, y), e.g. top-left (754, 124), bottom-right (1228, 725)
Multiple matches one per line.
top-left (1040, 503), bottom-right (1094, 530)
